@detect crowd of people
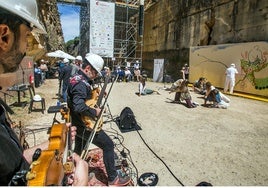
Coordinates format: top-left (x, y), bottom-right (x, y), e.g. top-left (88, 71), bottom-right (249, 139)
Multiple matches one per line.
top-left (112, 63), bottom-right (141, 83)
top-left (168, 62), bottom-right (237, 109)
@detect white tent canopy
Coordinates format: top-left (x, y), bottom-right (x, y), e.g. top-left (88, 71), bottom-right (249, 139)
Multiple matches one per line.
top-left (46, 50), bottom-right (75, 60)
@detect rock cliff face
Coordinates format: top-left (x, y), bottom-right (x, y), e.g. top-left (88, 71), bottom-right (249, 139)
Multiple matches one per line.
top-left (27, 0), bottom-right (65, 62)
top-left (38, 0), bottom-right (65, 52)
top-left (142, 0), bottom-right (268, 79)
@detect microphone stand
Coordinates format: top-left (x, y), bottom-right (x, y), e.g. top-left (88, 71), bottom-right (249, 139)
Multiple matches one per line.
top-left (20, 64), bottom-right (25, 85)
top-left (0, 87), bottom-right (14, 103)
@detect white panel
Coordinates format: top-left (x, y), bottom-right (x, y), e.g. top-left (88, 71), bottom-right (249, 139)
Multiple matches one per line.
top-left (90, 0), bottom-right (115, 57)
top-left (153, 59), bottom-right (165, 82)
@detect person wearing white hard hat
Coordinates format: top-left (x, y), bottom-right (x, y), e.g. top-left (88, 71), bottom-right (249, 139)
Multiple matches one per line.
top-left (67, 53), bottom-right (131, 186)
top-left (71, 55), bottom-right (83, 76)
top-left (75, 55), bottom-right (83, 67)
top-left (0, 0), bottom-right (88, 186)
top-left (63, 58), bottom-right (69, 64)
top-left (224, 63), bottom-right (238, 94)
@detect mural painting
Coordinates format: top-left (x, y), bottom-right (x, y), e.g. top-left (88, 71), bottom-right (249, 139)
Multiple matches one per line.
top-left (189, 41), bottom-right (268, 97)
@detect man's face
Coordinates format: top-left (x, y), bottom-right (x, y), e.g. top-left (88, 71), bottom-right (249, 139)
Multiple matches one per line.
top-left (84, 64), bottom-right (98, 79)
top-left (75, 60), bottom-right (82, 67)
top-left (0, 23), bottom-right (31, 73)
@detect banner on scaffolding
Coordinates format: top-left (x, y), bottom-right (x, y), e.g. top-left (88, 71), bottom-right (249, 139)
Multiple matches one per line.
top-left (89, 0), bottom-right (115, 57)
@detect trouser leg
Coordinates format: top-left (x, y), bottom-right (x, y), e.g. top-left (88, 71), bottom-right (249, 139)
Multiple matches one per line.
top-left (75, 130), bottom-right (118, 181)
top-left (174, 92), bottom-right (181, 102)
top-left (224, 77), bottom-right (230, 93)
top-left (229, 79), bottom-right (235, 94)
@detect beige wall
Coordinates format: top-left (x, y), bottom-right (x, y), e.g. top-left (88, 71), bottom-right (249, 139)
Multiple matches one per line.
top-left (0, 56), bottom-right (34, 92)
top-left (189, 41), bottom-right (268, 97)
top-left (142, 0), bottom-right (268, 80)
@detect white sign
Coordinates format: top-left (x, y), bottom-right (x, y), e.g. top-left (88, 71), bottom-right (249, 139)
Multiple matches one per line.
top-left (153, 59), bottom-right (164, 82)
top-left (90, 0), bottom-right (115, 57)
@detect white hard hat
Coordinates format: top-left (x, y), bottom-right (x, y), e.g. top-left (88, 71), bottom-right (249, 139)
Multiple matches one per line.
top-left (85, 53), bottom-right (104, 75)
top-left (231, 63), bottom-right (235, 67)
top-left (75, 55), bottom-right (82, 61)
top-left (63, 58), bottom-right (69, 63)
top-left (33, 94), bottom-right (42, 101)
top-left (0, 0), bottom-right (46, 34)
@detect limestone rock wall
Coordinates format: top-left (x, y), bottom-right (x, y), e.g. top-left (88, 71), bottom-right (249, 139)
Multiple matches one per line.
top-left (26, 0), bottom-right (66, 63)
top-left (38, 0), bottom-right (65, 52)
top-left (142, 0), bottom-right (268, 80)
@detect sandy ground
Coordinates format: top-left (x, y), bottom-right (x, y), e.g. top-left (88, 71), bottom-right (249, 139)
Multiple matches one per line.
top-left (8, 78), bottom-right (268, 186)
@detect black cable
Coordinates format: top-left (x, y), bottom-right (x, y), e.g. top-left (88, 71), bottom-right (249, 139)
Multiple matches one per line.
top-left (135, 123), bottom-right (185, 186)
top-left (104, 104), bottom-right (139, 185)
top-left (105, 105), bottom-right (183, 186)
top-left (24, 127), bottom-right (49, 146)
top-left (24, 128), bottom-right (37, 146)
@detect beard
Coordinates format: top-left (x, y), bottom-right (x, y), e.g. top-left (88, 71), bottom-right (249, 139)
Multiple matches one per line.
top-left (0, 47), bottom-right (25, 73)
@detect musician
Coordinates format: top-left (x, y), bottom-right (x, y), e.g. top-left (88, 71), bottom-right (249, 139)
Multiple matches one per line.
top-left (67, 53), bottom-right (131, 186)
top-left (0, 0), bottom-right (88, 185)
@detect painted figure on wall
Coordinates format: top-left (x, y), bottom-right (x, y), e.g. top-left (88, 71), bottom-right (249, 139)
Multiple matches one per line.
top-left (238, 45), bottom-right (268, 90)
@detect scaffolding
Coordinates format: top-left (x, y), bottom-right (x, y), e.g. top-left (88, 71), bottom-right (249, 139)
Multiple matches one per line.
top-left (57, 0), bottom-right (156, 68)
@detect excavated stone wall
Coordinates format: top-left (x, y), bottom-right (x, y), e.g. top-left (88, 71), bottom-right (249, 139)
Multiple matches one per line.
top-left (142, 0), bottom-right (268, 80)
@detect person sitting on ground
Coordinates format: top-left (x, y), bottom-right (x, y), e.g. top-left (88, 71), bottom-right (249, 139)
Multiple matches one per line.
top-left (136, 76), bottom-right (160, 96)
top-left (169, 79), bottom-right (197, 108)
top-left (115, 66), bottom-right (124, 82)
top-left (169, 79), bottom-right (184, 103)
top-left (204, 81), bottom-right (229, 109)
top-left (179, 80), bottom-right (197, 108)
top-left (124, 66), bottom-right (132, 82)
top-left (134, 67), bottom-right (141, 82)
top-left (193, 77), bottom-right (206, 95)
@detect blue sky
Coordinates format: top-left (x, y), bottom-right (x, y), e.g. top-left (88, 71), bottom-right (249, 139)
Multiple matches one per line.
top-left (57, 3), bottom-right (80, 42)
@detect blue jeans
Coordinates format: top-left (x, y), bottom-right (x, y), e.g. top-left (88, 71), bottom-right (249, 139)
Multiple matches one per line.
top-left (62, 83), bottom-right (68, 102)
top-left (74, 129), bottom-right (117, 181)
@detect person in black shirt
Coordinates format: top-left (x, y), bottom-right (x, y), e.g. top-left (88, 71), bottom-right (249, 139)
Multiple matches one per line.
top-left (67, 53), bottom-right (131, 186)
top-left (59, 58), bottom-right (72, 102)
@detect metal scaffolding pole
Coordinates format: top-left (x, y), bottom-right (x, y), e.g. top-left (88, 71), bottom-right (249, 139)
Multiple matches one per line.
top-left (57, 0), bottom-right (147, 68)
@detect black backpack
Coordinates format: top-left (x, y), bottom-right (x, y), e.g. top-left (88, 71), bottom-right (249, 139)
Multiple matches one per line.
top-left (119, 107), bottom-right (137, 130)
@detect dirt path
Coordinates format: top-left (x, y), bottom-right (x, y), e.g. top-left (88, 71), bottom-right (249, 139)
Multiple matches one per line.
top-left (9, 78), bottom-right (268, 186)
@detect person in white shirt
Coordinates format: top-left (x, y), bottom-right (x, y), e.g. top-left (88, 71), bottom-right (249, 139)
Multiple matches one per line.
top-left (136, 76), bottom-right (160, 96)
top-left (71, 55), bottom-right (83, 76)
top-left (224, 63), bottom-right (238, 94)
top-left (124, 67), bottom-right (132, 82)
